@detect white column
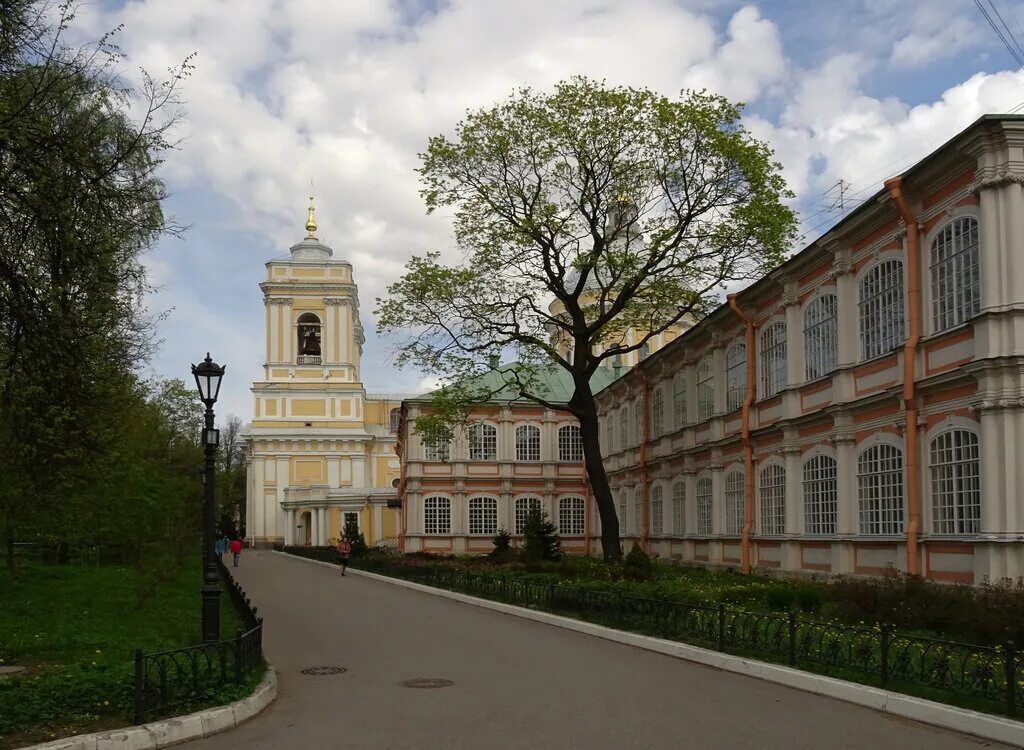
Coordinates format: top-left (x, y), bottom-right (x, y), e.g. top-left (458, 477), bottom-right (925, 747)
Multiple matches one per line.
top-left (352, 452), bottom-right (366, 488)
top-left (269, 303), bottom-right (280, 363)
top-left (784, 290), bottom-right (803, 388)
top-left (684, 472), bottom-right (697, 535)
top-left (835, 436), bottom-right (856, 535)
top-left (784, 447), bottom-right (801, 535)
top-left (252, 457), bottom-right (265, 540)
top-left (283, 509), bottom-right (293, 545)
top-left (710, 463), bottom-right (723, 536)
top-left (282, 300), bottom-right (293, 364)
top-left (834, 253), bottom-right (857, 367)
top-left (712, 347), bottom-right (725, 415)
top-left (320, 507), bottom-right (329, 545)
top-left (374, 503), bottom-right (383, 544)
top-left (322, 302), bottom-right (334, 365)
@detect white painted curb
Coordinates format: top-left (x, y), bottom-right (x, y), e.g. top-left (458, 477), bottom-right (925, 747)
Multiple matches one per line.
top-left (282, 551), bottom-right (1024, 748)
top-left (21, 667), bottom-right (277, 750)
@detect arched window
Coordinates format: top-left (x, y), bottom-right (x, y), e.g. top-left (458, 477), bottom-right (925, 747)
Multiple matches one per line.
top-left (296, 312), bottom-right (322, 364)
top-left (931, 217), bottom-right (981, 331)
top-left (759, 463), bottom-right (786, 535)
top-left (695, 476), bottom-right (713, 535)
top-left (423, 496), bottom-right (451, 535)
top-left (804, 294), bottom-right (838, 381)
top-left (619, 405), bottom-right (629, 450)
top-left (389, 408), bottom-right (401, 433)
top-left (515, 424), bottom-right (541, 461)
top-left (617, 489), bottom-right (630, 535)
top-left (469, 423), bottom-right (497, 460)
top-left (673, 372), bottom-right (687, 428)
top-left (726, 342), bottom-right (746, 411)
top-left (468, 497), bottom-right (498, 535)
top-left (558, 425), bottom-right (583, 461)
top-left (859, 260), bottom-right (905, 360)
top-left (606, 411), bottom-right (616, 454)
top-left (930, 429), bottom-right (981, 534)
top-left (651, 485), bottom-right (664, 536)
top-left (803, 454), bottom-right (837, 535)
top-left (424, 437), bottom-right (450, 462)
top-left (671, 480), bottom-right (685, 535)
top-left (857, 443), bottom-right (904, 535)
top-left (633, 398), bottom-right (643, 446)
top-left (697, 357), bottom-right (714, 421)
top-left (651, 387), bottom-right (665, 437)
top-left (559, 497), bottom-right (586, 536)
top-left (724, 470), bottom-right (745, 535)
top-left (632, 487), bottom-right (643, 537)
top-left (514, 497), bottom-right (541, 535)
top-left (760, 321), bottom-right (787, 398)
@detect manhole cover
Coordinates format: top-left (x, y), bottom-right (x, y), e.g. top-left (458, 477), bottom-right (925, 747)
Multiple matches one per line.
top-left (300, 666), bottom-right (347, 676)
top-left (400, 677), bottom-right (453, 689)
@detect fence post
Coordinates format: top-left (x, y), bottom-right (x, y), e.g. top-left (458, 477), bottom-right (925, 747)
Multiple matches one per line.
top-left (880, 623), bottom-right (892, 686)
top-left (717, 604), bottom-right (726, 652)
top-left (133, 649), bottom-right (144, 725)
top-left (788, 611), bottom-right (797, 666)
top-left (548, 582), bottom-right (555, 609)
top-left (1005, 641), bottom-right (1017, 717)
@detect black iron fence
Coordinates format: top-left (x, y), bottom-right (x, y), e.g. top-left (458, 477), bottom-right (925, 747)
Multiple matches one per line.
top-left (283, 545), bottom-right (1020, 716)
top-left (132, 557), bottom-right (264, 724)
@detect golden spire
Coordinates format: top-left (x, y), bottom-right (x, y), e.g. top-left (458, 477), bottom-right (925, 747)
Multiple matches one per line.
top-left (305, 194), bottom-right (318, 239)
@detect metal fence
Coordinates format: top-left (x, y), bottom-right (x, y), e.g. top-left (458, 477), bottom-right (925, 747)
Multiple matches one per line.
top-left (283, 545), bottom-right (1020, 716)
top-left (132, 557), bottom-right (264, 724)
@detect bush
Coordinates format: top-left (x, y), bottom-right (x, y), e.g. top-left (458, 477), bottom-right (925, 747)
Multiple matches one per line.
top-left (622, 543), bottom-right (654, 581)
top-left (794, 585), bottom-right (823, 613)
top-left (489, 529), bottom-right (514, 562)
top-left (521, 509), bottom-right (560, 562)
top-left (764, 585), bottom-right (796, 610)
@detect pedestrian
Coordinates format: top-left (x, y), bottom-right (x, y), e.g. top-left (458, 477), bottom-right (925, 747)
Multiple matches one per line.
top-left (230, 537), bottom-right (243, 568)
top-left (215, 536), bottom-right (227, 558)
top-left (337, 537), bottom-right (351, 576)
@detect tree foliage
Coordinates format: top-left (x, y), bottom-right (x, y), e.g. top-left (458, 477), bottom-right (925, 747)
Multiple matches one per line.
top-left (377, 77), bottom-right (797, 560)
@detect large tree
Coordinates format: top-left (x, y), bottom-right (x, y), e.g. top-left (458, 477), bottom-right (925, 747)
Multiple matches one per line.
top-left (377, 77), bottom-right (797, 560)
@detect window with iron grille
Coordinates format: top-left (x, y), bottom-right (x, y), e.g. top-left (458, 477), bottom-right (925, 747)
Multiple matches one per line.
top-left (760, 322), bottom-right (787, 398)
top-left (931, 217), bottom-right (980, 332)
top-left (651, 485), bottom-right (664, 536)
top-left (423, 496), bottom-right (451, 534)
top-left (515, 424), bottom-right (541, 461)
top-left (469, 423), bottom-right (497, 460)
top-left (673, 372), bottom-right (687, 428)
top-left (558, 425), bottom-right (583, 461)
top-left (651, 387), bottom-right (664, 437)
top-left (559, 497), bottom-right (586, 535)
top-left (857, 443), bottom-right (904, 535)
top-left (424, 438), bottom-right (450, 462)
top-left (389, 408), bottom-right (401, 433)
top-left (619, 405), bottom-right (629, 450)
top-left (726, 342), bottom-right (746, 411)
top-left (634, 398), bottom-right (643, 445)
top-left (859, 260), bottom-right (905, 360)
top-left (696, 476), bottom-right (713, 535)
top-left (633, 487), bottom-right (643, 536)
top-left (697, 357), bottom-right (714, 421)
top-left (672, 480), bottom-right (685, 534)
top-left (617, 489), bottom-right (630, 535)
top-left (468, 497), bottom-right (497, 535)
top-left (759, 463), bottom-right (786, 535)
top-left (803, 454), bottom-right (837, 535)
top-left (930, 429), bottom-right (981, 534)
top-left (804, 294), bottom-right (838, 381)
top-left (724, 470), bottom-right (745, 535)
top-left (514, 497), bottom-right (541, 535)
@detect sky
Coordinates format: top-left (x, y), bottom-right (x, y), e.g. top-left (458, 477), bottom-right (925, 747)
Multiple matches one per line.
top-left (74, 0), bottom-right (1024, 423)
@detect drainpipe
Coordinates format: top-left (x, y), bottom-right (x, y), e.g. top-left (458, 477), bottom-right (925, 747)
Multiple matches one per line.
top-left (884, 176), bottom-right (922, 577)
top-left (727, 294), bottom-right (756, 575)
top-left (635, 368), bottom-right (650, 552)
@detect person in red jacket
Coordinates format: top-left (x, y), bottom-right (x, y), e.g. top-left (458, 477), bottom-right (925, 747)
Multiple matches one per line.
top-left (229, 538), bottom-right (243, 568)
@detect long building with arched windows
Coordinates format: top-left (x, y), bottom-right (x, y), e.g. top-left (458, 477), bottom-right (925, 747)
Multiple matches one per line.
top-left (397, 114), bottom-right (1024, 582)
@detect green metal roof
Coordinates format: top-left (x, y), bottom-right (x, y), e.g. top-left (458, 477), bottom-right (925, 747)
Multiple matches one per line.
top-left (415, 362), bottom-right (627, 405)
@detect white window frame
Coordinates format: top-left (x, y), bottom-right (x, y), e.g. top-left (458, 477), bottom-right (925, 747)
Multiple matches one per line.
top-left (514, 496), bottom-right (542, 535)
top-left (930, 216), bottom-right (981, 333)
top-left (651, 484), bottom-right (664, 536)
top-left (672, 371), bottom-right (687, 429)
top-left (859, 258), bottom-right (905, 360)
top-left (468, 496), bottom-right (498, 536)
top-left (619, 405), bottom-right (629, 451)
top-left (695, 475), bottom-right (713, 535)
top-left (651, 387), bottom-right (665, 437)
top-left (857, 440), bottom-right (905, 535)
top-left (696, 357), bottom-right (714, 421)
top-left (424, 437), bottom-right (450, 462)
top-left (469, 423), bottom-right (497, 461)
top-left (558, 496), bottom-right (586, 536)
top-left (802, 451), bottom-right (837, 535)
top-left (758, 462), bottom-right (786, 535)
top-left (803, 293), bottom-right (838, 381)
top-left (671, 480), bottom-right (685, 535)
top-left (724, 469), bottom-right (745, 536)
top-left (558, 424), bottom-right (583, 462)
top-left (632, 486), bottom-right (643, 537)
top-left (515, 424), bottom-right (541, 462)
top-left (423, 496), bottom-right (451, 535)
top-left (725, 341), bottom-right (746, 412)
top-left (759, 321), bottom-right (787, 398)
top-left (617, 488), bottom-right (630, 535)
top-left (929, 428), bottom-right (981, 535)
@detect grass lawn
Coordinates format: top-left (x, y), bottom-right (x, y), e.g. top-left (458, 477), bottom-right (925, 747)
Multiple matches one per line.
top-left (0, 555), bottom-right (243, 749)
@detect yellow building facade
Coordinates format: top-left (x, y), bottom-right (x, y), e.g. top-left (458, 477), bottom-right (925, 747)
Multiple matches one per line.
top-left (245, 200), bottom-right (405, 547)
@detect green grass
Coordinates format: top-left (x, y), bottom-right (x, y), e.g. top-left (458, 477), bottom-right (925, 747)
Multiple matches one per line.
top-left (0, 556), bottom-right (244, 748)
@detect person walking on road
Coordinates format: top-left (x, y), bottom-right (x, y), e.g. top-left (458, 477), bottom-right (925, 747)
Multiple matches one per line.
top-left (230, 537), bottom-right (243, 568)
top-left (215, 536), bottom-right (228, 559)
top-left (337, 537), bottom-right (351, 576)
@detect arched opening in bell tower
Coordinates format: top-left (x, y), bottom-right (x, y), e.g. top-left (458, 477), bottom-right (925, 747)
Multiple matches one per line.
top-left (297, 313), bottom-right (322, 364)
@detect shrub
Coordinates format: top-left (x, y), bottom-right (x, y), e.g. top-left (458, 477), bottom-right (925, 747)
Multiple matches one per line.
top-left (622, 543), bottom-right (654, 581)
top-left (520, 509), bottom-right (560, 562)
top-left (489, 529), bottom-right (514, 562)
top-left (764, 585), bottom-right (796, 610)
top-left (794, 585), bottom-right (823, 613)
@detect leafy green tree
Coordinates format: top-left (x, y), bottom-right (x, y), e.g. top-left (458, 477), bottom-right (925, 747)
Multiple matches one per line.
top-left (377, 77), bottom-right (796, 560)
top-left (521, 509), bottom-right (561, 562)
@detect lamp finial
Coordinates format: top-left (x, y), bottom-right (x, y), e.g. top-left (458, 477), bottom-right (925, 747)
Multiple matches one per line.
top-left (305, 194), bottom-right (317, 239)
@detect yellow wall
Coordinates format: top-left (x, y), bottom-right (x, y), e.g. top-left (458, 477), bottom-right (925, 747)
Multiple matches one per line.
top-left (292, 457), bottom-right (324, 484)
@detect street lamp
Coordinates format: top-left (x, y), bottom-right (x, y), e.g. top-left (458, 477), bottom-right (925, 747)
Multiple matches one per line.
top-left (191, 352), bottom-right (226, 643)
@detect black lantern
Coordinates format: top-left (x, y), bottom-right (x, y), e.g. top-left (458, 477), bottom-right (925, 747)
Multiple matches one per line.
top-left (191, 353), bottom-right (225, 406)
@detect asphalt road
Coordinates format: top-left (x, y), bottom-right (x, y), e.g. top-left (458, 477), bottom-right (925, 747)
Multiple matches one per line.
top-left (182, 551), bottom-right (999, 750)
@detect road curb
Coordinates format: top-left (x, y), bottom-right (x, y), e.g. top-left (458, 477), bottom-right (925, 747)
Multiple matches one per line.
top-left (280, 551), bottom-right (1024, 748)
top-left (21, 666), bottom-right (277, 750)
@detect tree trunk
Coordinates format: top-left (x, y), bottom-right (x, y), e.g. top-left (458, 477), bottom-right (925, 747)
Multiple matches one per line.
top-left (571, 382), bottom-right (621, 561)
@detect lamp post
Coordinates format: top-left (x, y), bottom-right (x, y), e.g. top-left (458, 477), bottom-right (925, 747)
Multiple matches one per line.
top-left (191, 353), bottom-right (226, 643)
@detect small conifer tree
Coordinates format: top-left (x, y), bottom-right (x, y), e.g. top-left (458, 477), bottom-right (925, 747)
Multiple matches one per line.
top-left (521, 508), bottom-right (561, 562)
top-left (342, 516), bottom-right (368, 556)
top-left (490, 528), bottom-right (514, 562)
